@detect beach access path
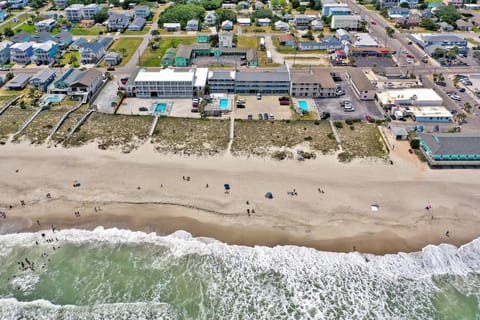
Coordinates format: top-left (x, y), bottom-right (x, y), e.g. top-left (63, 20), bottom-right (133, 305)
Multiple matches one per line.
top-left (0, 142), bottom-right (479, 254)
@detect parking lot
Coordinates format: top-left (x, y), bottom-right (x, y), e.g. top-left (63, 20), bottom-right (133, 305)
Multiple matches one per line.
top-left (314, 75), bottom-right (383, 121)
top-left (192, 55), bottom-right (246, 67)
top-left (354, 56), bottom-right (396, 68)
top-left (234, 95), bottom-right (292, 120)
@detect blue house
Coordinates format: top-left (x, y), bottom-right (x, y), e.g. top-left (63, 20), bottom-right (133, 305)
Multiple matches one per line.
top-left (52, 31), bottom-right (73, 48)
top-left (10, 42), bottom-right (33, 64)
top-left (29, 68), bottom-right (56, 91)
top-left (11, 30), bottom-right (31, 43)
top-left (32, 40), bottom-right (58, 65)
top-left (419, 133), bottom-right (480, 165)
top-left (0, 9), bottom-right (7, 22)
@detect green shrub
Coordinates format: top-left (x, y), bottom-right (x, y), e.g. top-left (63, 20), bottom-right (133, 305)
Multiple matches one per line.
top-left (327, 132), bottom-right (335, 140)
top-left (410, 139), bottom-right (420, 149)
top-left (337, 151), bottom-right (353, 162)
top-left (304, 136), bottom-right (312, 141)
top-left (350, 125), bottom-right (355, 130)
top-left (314, 120), bottom-right (320, 125)
top-left (333, 121), bottom-right (343, 128)
top-left (345, 119), bottom-right (354, 125)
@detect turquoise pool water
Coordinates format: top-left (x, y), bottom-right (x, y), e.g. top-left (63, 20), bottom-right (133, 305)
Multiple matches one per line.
top-left (298, 100), bottom-right (308, 111)
top-left (155, 103), bottom-right (167, 113)
top-left (47, 97), bottom-right (62, 102)
top-left (219, 99), bottom-right (229, 109)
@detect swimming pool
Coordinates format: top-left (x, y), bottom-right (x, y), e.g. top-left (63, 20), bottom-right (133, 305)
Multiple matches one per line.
top-left (155, 103), bottom-right (167, 113)
top-left (298, 100), bottom-right (308, 111)
top-left (219, 98), bottom-right (229, 109)
top-left (47, 96), bottom-right (62, 102)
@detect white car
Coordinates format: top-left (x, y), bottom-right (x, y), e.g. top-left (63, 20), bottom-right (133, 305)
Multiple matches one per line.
top-left (343, 104), bottom-right (355, 112)
top-left (450, 95), bottom-right (462, 101)
top-left (406, 58), bottom-right (413, 64)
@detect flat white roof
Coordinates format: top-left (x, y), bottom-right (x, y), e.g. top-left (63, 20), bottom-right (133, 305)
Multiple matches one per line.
top-left (377, 88), bottom-right (442, 104)
top-left (193, 68), bottom-right (208, 87)
top-left (237, 18), bottom-right (251, 23)
top-left (135, 68), bottom-right (194, 82)
top-left (410, 106), bottom-right (452, 118)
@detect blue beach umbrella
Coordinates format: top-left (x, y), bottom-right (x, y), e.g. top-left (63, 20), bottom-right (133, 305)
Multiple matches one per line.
top-left (224, 184), bottom-right (230, 190)
top-left (265, 192), bottom-right (273, 199)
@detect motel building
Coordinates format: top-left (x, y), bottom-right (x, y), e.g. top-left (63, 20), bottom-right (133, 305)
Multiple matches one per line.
top-left (419, 133), bottom-right (480, 166)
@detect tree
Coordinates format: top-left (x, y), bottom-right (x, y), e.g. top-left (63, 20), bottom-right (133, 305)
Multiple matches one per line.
top-left (159, 4), bottom-right (206, 29)
top-left (3, 27), bottom-right (14, 37)
top-left (434, 47), bottom-right (444, 58)
top-left (94, 7), bottom-right (109, 24)
top-left (251, 9), bottom-right (273, 20)
top-left (28, 88), bottom-right (36, 100)
top-left (434, 5), bottom-right (461, 25)
top-left (375, 0), bottom-right (381, 10)
top-left (385, 26), bottom-right (395, 37)
top-left (215, 8), bottom-right (236, 23)
top-left (447, 46), bottom-right (458, 58)
top-left (420, 18), bottom-right (439, 31)
top-left (399, 1), bottom-right (410, 8)
top-left (5, 72), bottom-right (13, 81)
top-left (151, 29), bottom-right (159, 36)
top-left (69, 54), bottom-right (78, 65)
top-left (199, 0), bottom-right (221, 10)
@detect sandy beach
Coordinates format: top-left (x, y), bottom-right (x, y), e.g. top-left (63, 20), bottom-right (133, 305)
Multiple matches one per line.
top-left (1, 141), bottom-right (479, 254)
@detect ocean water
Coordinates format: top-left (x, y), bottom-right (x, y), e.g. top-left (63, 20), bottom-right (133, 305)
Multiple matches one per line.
top-left (0, 227), bottom-right (479, 320)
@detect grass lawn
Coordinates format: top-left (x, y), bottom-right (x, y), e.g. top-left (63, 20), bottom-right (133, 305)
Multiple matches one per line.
top-left (466, 37), bottom-right (480, 45)
top-left (0, 13), bottom-right (30, 34)
top-left (70, 26), bottom-right (106, 36)
top-left (122, 26), bottom-right (151, 35)
top-left (106, 37), bottom-right (143, 67)
top-left (364, 4), bottom-right (376, 10)
top-left (336, 122), bottom-right (388, 162)
top-left (257, 50), bottom-right (281, 67)
top-left (231, 120), bottom-right (337, 158)
top-left (241, 26), bottom-right (281, 34)
top-left (140, 37), bottom-right (196, 67)
top-left (473, 26), bottom-right (480, 32)
top-left (61, 51), bottom-right (80, 67)
top-left (17, 23), bottom-right (35, 33)
top-left (237, 35), bottom-right (259, 48)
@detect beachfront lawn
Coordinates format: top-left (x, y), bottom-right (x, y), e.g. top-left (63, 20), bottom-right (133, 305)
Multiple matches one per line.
top-left (70, 26), bottom-right (107, 36)
top-left (105, 37), bottom-right (143, 67)
top-left (231, 120), bottom-right (337, 158)
top-left (140, 37), bottom-right (196, 67)
top-left (152, 118), bottom-right (230, 155)
top-left (336, 122), bottom-right (388, 162)
top-left (65, 113), bottom-right (152, 150)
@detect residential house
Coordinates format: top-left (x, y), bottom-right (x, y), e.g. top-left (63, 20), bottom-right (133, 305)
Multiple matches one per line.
top-left (128, 17), bottom-right (146, 31)
top-left (0, 9), bottom-right (7, 22)
top-left (322, 3), bottom-right (349, 15)
top-left (290, 69), bottom-right (336, 98)
top-left (438, 21), bottom-right (454, 31)
top-left (0, 40), bottom-right (12, 64)
top-left (79, 19), bottom-right (95, 28)
top-left (387, 7), bottom-right (410, 18)
top-left (134, 5), bottom-right (150, 19)
top-left (394, 13), bottom-right (421, 27)
top-left (29, 69), bottom-right (56, 91)
top-left (274, 21), bottom-right (289, 31)
top-left (35, 18), bottom-right (57, 32)
top-left (256, 18), bottom-right (271, 26)
top-left (400, 0), bottom-right (418, 8)
top-left (107, 13), bottom-right (129, 32)
top-left (10, 42), bottom-right (33, 64)
top-left (7, 0), bottom-right (27, 9)
top-left (456, 19), bottom-right (473, 31)
top-left (419, 133), bottom-right (480, 165)
top-left (32, 41), bottom-right (58, 65)
top-left (346, 68), bottom-right (376, 100)
top-left (204, 11), bottom-right (216, 26)
top-left (294, 14), bottom-right (310, 30)
top-left (54, 0), bottom-right (68, 9)
top-left (331, 15), bottom-right (361, 30)
top-left (279, 34), bottom-right (296, 47)
top-left (70, 38), bottom-right (88, 51)
top-left (336, 29), bottom-right (350, 42)
top-left (4, 73), bottom-right (30, 90)
top-left (254, 1), bottom-right (264, 9)
top-left (238, 18), bottom-right (251, 26)
top-left (32, 31), bottom-right (52, 43)
top-left (68, 68), bottom-right (104, 102)
top-left (52, 31), bottom-right (73, 48)
top-left (163, 23), bottom-right (181, 32)
top-left (186, 19), bottom-right (199, 31)
top-left (219, 31), bottom-right (233, 48)
top-left (442, 0), bottom-right (462, 6)
top-left (11, 31), bottom-right (31, 43)
top-left (104, 52), bottom-right (122, 66)
top-left (83, 4), bottom-right (103, 20)
top-left (98, 36), bottom-right (113, 49)
top-left (238, 1), bottom-right (250, 9)
top-left (311, 19), bottom-right (324, 31)
top-left (221, 20), bottom-right (233, 30)
top-left (65, 4), bottom-right (84, 23)
top-left (222, 3), bottom-right (236, 9)
top-left (79, 41), bottom-right (105, 64)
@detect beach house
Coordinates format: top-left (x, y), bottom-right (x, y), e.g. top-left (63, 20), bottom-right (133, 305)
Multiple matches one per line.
top-left (32, 31), bottom-right (52, 43)
top-left (331, 15), bottom-right (361, 30)
top-left (10, 42), bottom-right (33, 64)
top-left (163, 23), bottom-right (181, 32)
top-left (68, 68), bottom-right (104, 102)
top-left (134, 5), bottom-right (150, 19)
top-left (35, 18), bottom-right (57, 32)
top-left (32, 40), bottom-right (58, 65)
top-left (128, 17), bottom-right (146, 31)
top-left (4, 73), bottom-right (30, 90)
top-left (419, 133), bottom-right (480, 166)
top-left (107, 13), bottom-right (129, 32)
top-left (65, 4), bottom-right (84, 22)
top-left (0, 40), bottom-right (12, 65)
top-left (294, 14), bottom-right (310, 30)
top-left (52, 31), bottom-right (73, 49)
top-left (234, 65), bottom-right (290, 95)
top-left (79, 41), bottom-right (105, 64)
top-left (104, 52), bottom-right (122, 66)
top-left (221, 20), bottom-right (234, 31)
top-left (29, 68), bottom-right (56, 91)
top-left (54, 0), bottom-right (68, 9)
top-left (7, 0), bottom-right (27, 9)
top-left (11, 30), bottom-right (31, 43)
top-left (219, 32), bottom-right (233, 48)
top-left (204, 11), bottom-right (216, 26)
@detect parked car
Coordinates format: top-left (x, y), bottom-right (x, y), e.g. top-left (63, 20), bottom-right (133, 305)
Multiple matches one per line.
top-left (371, 20), bottom-right (377, 25)
top-left (263, 112), bottom-right (269, 120)
top-left (139, 107), bottom-right (148, 112)
top-left (343, 105), bottom-right (355, 112)
top-left (340, 99), bottom-right (350, 107)
top-left (459, 87), bottom-right (466, 93)
top-left (406, 53), bottom-right (414, 59)
top-left (336, 89), bottom-right (345, 96)
top-left (258, 113), bottom-right (263, 120)
top-left (451, 95), bottom-right (462, 101)
top-left (269, 113), bottom-right (274, 120)
top-left (257, 93), bottom-right (262, 100)
top-left (247, 113), bottom-right (253, 120)
top-left (406, 58), bottom-right (413, 64)
top-left (320, 111), bottom-right (330, 119)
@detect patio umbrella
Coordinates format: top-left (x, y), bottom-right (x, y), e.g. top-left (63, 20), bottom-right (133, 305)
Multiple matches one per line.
top-left (224, 184), bottom-right (230, 190)
top-left (265, 192), bottom-right (273, 199)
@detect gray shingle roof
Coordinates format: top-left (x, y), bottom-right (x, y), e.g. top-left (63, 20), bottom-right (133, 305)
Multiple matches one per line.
top-left (31, 69), bottom-right (56, 83)
top-left (6, 74), bottom-right (31, 87)
top-left (420, 133), bottom-right (480, 155)
top-left (236, 70), bottom-right (290, 82)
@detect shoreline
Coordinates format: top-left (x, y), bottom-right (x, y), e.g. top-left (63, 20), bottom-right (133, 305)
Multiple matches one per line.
top-left (1, 142), bottom-right (480, 255)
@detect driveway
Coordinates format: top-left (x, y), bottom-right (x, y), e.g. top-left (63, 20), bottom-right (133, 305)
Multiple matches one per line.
top-left (92, 79), bottom-right (119, 114)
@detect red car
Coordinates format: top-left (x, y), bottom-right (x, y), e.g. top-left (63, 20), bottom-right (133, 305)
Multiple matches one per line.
top-left (406, 54), bottom-right (414, 59)
top-left (371, 20), bottom-right (377, 25)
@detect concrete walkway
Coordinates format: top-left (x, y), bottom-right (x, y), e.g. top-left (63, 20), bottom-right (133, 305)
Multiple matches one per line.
top-left (47, 102), bottom-right (83, 142)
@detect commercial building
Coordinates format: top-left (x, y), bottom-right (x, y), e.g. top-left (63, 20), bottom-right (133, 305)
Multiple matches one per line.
top-left (408, 106), bottom-right (453, 123)
top-left (54, 0), bottom-right (68, 9)
top-left (207, 70), bottom-right (235, 93)
top-left (331, 15), bottom-right (361, 30)
top-left (65, 4), bottom-right (84, 22)
top-left (419, 133), bottom-right (480, 166)
top-left (353, 33), bottom-right (379, 47)
top-left (330, 7), bottom-right (352, 16)
top-left (346, 68), bottom-right (376, 100)
top-left (376, 88), bottom-right (443, 107)
top-left (290, 69), bottom-right (336, 98)
top-left (234, 66), bottom-right (290, 94)
top-left (409, 33), bottom-right (468, 55)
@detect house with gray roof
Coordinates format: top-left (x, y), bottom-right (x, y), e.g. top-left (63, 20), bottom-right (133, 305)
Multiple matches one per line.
top-left (186, 19), bottom-right (199, 31)
top-left (235, 65), bottom-right (290, 94)
top-left (32, 31), bottom-right (52, 43)
top-left (346, 68), bottom-right (376, 100)
top-left (52, 31), bottom-right (73, 48)
top-left (221, 20), bottom-right (233, 30)
top-left (68, 68), bottom-right (103, 102)
top-left (104, 51), bottom-right (122, 66)
top-left (98, 36), bottom-right (114, 49)
top-left (11, 30), bottom-right (31, 43)
top-left (4, 73), bottom-right (30, 90)
top-left (419, 133), bottom-right (480, 166)
top-left (107, 13), bottom-right (129, 32)
top-left (79, 40), bottom-right (105, 64)
top-left (128, 17), bottom-right (146, 31)
top-left (0, 40), bottom-right (12, 65)
top-left (29, 68), bottom-right (56, 91)
top-left (70, 38), bottom-right (88, 51)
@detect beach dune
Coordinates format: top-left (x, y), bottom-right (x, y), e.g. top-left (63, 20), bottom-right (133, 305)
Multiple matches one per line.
top-left (1, 142), bottom-right (479, 254)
